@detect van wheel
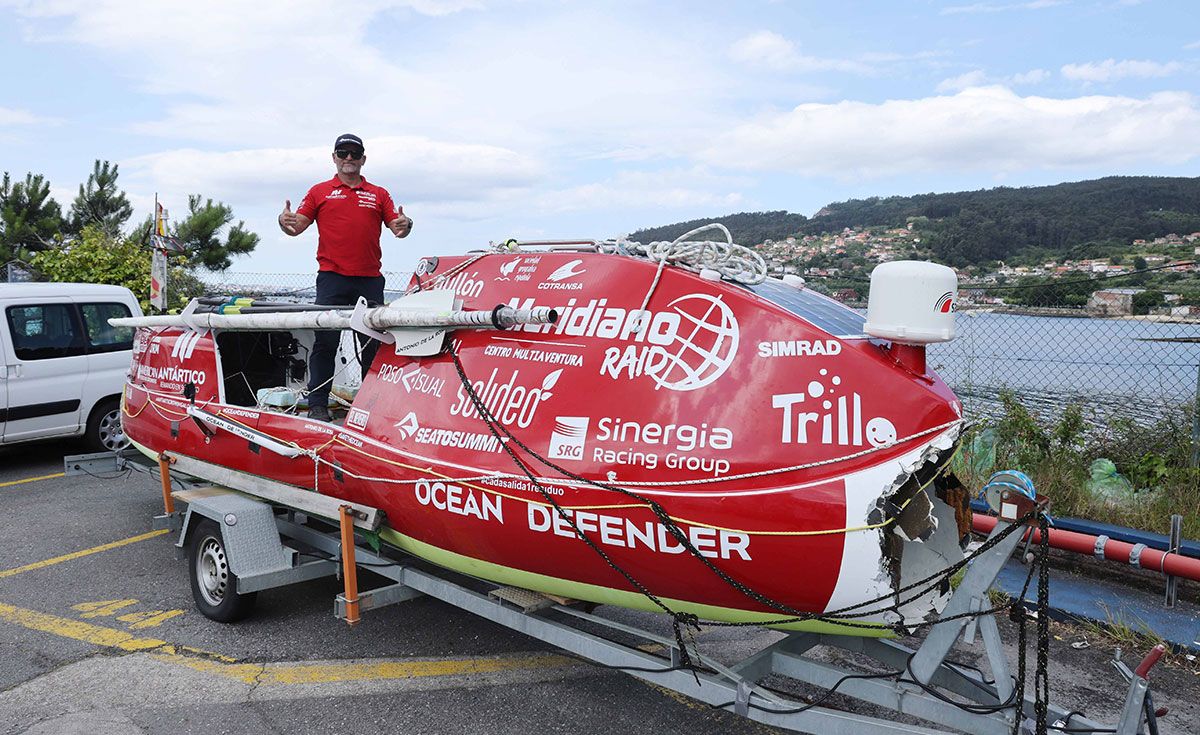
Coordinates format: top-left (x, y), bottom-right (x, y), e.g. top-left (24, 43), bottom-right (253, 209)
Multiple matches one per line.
top-left (85, 398), bottom-right (128, 453)
top-left (189, 519), bottom-right (257, 622)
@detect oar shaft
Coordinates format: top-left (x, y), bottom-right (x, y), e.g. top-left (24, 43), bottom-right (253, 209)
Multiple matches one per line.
top-left (111, 305), bottom-right (556, 331)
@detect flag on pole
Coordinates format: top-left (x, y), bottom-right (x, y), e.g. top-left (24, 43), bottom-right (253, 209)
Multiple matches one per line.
top-left (149, 198), bottom-right (185, 253)
top-left (151, 249), bottom-right (168, 311)
top-left (150, 194), bottom-right (171, 311)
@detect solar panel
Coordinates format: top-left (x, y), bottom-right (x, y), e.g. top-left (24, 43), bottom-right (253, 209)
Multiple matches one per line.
top-left (742, 279), bottom-right (866, 338)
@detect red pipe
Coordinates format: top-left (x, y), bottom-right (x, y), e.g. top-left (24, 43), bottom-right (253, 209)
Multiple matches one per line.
top-left (972, 513), bottom-right (1200, 582)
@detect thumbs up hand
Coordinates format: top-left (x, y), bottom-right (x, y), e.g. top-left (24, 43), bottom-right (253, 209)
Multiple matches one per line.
top-left (388, 205), bottom-right (412, 238)
top-left (279, 199), bottom-right (298, 235)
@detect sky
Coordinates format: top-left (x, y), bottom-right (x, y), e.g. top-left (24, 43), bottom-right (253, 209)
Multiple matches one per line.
top-left (1, 0), bottom-right (1198, 276)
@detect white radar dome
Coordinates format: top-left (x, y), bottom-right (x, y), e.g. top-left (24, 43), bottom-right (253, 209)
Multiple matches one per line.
top-left (864, 261), bottom-right (957, 345)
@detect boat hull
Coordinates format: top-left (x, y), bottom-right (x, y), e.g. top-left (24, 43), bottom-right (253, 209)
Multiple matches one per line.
top-left (122, 251), bottom-right (967, 632)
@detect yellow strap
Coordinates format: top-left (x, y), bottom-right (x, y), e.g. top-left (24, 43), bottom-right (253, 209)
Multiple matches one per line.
top-left (140, 392), bottom-right (960, 538)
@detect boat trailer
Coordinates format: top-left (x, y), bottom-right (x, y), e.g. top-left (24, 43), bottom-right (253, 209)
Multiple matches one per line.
top-left (68, 449), bottom-right (1169, 735)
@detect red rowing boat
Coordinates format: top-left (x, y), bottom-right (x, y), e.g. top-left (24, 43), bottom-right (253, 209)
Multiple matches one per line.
top-left (116, 242), bottom-right (968, 634)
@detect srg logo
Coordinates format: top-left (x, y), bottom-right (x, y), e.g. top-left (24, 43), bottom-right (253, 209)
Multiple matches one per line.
top-left (548, 416), bottom-right (589, 460)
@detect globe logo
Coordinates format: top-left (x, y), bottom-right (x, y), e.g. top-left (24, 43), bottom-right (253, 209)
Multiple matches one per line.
top-left (651, 294), bottom-right (740, 392)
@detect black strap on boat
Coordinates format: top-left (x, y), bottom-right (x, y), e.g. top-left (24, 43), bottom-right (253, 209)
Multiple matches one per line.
top-left (489, 305), bottom-right (507, 330)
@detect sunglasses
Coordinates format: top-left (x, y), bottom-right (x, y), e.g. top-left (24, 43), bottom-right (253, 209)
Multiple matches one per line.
top-left (334, 149), bottom-right (364, 160)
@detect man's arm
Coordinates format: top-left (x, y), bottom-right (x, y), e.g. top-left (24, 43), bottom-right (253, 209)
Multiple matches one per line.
top-left (279, 199), bottom-right (313, 236)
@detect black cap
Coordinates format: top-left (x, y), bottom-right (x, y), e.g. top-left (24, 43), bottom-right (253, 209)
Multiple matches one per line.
top-left (334, 133), bottom-right (364, 152)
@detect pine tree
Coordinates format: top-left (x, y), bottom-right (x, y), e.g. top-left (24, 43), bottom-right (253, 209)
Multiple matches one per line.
top-left (68, 160), bottom-right (133, 236)
top-left (174, 194), bottom-right (259, 270)
top-left (0, 172), bottom-right (65, 262)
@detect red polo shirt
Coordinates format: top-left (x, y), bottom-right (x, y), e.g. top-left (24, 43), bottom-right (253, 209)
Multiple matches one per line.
top-left (296, 176), bottom-right (399, 277)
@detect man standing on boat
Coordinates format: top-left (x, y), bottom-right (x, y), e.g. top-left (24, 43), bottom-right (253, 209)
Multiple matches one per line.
top-left (278, 133), bottom-right (413, 421)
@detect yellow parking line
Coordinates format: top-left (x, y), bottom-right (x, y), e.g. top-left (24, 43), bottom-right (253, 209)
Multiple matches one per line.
top-left (0, 472), bottom-right (65, 489)
top-left (0, 601), bottom-right (171, 652)
top-left (0, 529), bottom-right (169, 579)
top-left (169, 652), bottom-right (576, 684)
top-left (0, 599), bottom-right (573, 684)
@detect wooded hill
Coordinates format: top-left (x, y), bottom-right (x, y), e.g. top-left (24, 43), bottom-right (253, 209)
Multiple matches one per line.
top-left (628, 211), bottom-right (811, 251)
top-left (628, 177), bottom-right (1200, 267)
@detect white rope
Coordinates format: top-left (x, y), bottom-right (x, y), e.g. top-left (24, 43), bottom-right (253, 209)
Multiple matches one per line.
top-left (599, 223), bottom-right (767, 329)
top-left (602, 222), bottom-right (768, 287)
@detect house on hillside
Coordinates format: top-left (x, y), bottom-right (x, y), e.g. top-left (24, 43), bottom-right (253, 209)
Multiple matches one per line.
top-left (1087, 288), bottom-right (1144, 316)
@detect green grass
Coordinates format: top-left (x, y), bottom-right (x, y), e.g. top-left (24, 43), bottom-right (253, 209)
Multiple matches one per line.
top-left (955, 393), bottom-right (1200, 540)
top-left (1073, 604), bottom-right (1192, 669)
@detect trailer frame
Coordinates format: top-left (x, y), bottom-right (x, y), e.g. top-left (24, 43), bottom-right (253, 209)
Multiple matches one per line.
top-left (66, 448), bottom-right (1165, 735)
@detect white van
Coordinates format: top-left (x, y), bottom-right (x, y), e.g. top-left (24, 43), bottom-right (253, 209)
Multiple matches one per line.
top-left (0, 283), bottom-right (143, 452)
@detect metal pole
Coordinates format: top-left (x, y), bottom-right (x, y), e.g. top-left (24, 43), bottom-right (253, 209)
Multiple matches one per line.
top-left (339, 505), bottom-right (360, 626)
top-left (1191, 361), bottom-right (1200, 468)
top-left (1165, 514), bottom-right (1182, 608)
top-left (110, 304), bottom-right (557, 331)
top-left (157, 452), bottom-right (175, 515)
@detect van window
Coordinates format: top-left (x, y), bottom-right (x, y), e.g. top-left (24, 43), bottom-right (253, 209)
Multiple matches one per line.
top-left (5, 304), bottom-right (85, 361)
top-left (80, 302), bottom-right (135, 353)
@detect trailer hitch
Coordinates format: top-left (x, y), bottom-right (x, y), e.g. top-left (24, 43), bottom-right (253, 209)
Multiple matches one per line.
top-left (1104, 643), bottom-right (1167, 735)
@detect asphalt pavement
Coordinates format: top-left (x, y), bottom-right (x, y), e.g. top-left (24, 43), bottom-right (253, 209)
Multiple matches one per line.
top-left (1, 439), bottom-right (1196, 735)
top-left (0, 440), bottom-right (771, 735)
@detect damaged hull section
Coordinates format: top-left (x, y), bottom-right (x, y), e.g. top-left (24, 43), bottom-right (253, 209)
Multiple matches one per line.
top-left (825, 426), bottom-right (967, 630)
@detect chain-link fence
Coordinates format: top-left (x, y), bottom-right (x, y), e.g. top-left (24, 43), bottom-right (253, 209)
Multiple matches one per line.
top-left (9, 263), bottom-right (1195, 429)
top-left (927, 270), bottom-right (1200, 427)
top-left (928, 308), bottom-right (1197, 426)
top-left (200, 268), bottom-right (1199, 427)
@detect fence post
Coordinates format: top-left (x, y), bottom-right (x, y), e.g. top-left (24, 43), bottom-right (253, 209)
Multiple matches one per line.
top-left (1164, 514), bottom-right (1182, 608)
top-left (1192, 361), bottom-right (1200, 469)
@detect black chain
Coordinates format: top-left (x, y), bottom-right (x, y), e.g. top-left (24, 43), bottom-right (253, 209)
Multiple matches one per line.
top-left (448, 351), bottom-right (703, 667)
top-left (450, 349), bottom-right (997, 632)
top-left (446, 347), bottom-right (1056, 725)
top-left (1035, 513), bottom-right (1052, 733)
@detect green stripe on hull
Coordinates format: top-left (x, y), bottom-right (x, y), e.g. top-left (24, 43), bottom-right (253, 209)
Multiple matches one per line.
top-left (132, 436), bottom-right (890, 637)
top-left (378, 527), bottom-right (892, 637)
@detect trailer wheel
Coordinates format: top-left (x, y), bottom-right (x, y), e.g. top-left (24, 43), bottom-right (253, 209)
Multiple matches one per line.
top-left (189, 519), bottom-right (257, 622)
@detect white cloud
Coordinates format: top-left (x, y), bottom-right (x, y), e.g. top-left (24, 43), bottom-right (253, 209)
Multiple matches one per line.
top-left (405, 0), bottom-right (484, 15)
top-left (4, 1), bottom-right (444, 143)
top-left (942, 0), bottom-right (1068, 14)
top-left (0, 106), bottom-right (50, 126)
top-left (937, 68), bottom-right (1048, 92)
top-left (1186, 40), bottom-right (1200, 50)
top-left (5, 2), bottom-right (741, 162)
top-left (1009, 68), bottom-right (1049, 85)
top-left (699, 87), bottom-right (1200, 178)
top-left (1061, 58), bottom-right (1184, 82)
top-left (728, 31), bottom-right (875, 74)
top-left (937, 70), bottom-right (988, 93)
top-left (533, 168), bottom-right (747, 214)
top-left (730, 30), bottom-right (799, 70)
top-left (860, 49), bottom-right (949, 64)
top-left (121, 136), bottom-right (543, 208)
